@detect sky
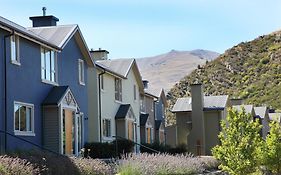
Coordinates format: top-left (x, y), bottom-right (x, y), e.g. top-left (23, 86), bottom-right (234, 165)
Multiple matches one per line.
top-left (1, 0), bottom-right (281, 59)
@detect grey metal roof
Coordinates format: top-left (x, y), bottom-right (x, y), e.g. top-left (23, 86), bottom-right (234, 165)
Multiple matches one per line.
top-left (115, 104), bottom-right (131, 119)
top-left (172, 95), bottom-right (228, 112)
top-left (27, 25), bottom-right (77, 48)
top-left (269, 113), bottom-right (281, 123)
top-left (42, 86), bottom-right (69, 105)
top-left (140, 113), bottom-right (149, 126)
top-left (95, 59), bottom-right (134, 78)
top-left (254, 107), bottom-right (267, 119)
top-left (232, 105), bottom-right (254, 114)
top-left (0, 16), bottom-right (58, 49)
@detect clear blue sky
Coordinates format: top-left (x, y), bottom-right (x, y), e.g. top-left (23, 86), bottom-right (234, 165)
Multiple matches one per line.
top-left (1, 0), bottom-right (281, 59)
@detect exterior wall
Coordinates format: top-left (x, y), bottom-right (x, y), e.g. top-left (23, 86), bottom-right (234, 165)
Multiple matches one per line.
top-left (262, 112), bottom-right (270, 139)
top-left (0, 30), bottom-right (7, 153)
top-left (87, 67), bottom-right (99, 142)
top-left (165, 125), bottom-right (177, 147)
top-left (204, 111), bottom-right (221, 155)
top-left (176, 112), bottom-right (192, 145)
top-left (96, 65), bottom-right (141, 144)
top-left (144, 94), bottom-right (155, 143)
top-left (116, 119), bottom-right (125, 138)
top-left (3, 33), bottom-right (88, 152)
top-left (189, 84), bottom-right (205, 155)
top-left (43, 107), bottom-right (60, 152)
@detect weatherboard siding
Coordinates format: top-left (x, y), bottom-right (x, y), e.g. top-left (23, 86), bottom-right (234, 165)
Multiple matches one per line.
top-left (43, 107), bottom-right (60, 153)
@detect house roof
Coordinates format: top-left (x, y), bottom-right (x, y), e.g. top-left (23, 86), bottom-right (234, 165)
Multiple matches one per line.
top-left (96, 58), bottom-right (144, 92)
top-left (42, 86), bottom-right (69, 105)
top-left (115, 104), bottom-right (131, 119)
top-left (140, 113), bottom-right (149, 126)
top-left (172, 95), bottom-right (228, 112)
top-left (145, 88), bottom-right (168, 107)
top-left (269, 113), bottom-right (281, 123)
top-left (233, 105), bottom-right (254, 114)
top-left (155, 120), bottom-right (162, 130)
top-left (254, 107), bottom-right (268, 119)
top-left (28, 25), bottom-right (94, 66)
top-left (0, 15), bottom-right (59, 50)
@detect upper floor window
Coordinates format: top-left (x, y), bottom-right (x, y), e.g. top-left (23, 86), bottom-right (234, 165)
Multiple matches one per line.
top-left (115, 78), bottom-right (122, 101)
top-left (41, 48), bottom-right (57, 84)
top-left (102, 119), bottom-right (111, 137)
top-left (78, 59), bottom-right (85, 85)
top-left (133, 85), bottom-right (137, 100)
top-left (11, 35), bottom-right (20, 65)
top-left (14, 102), bottom-right (34, 136)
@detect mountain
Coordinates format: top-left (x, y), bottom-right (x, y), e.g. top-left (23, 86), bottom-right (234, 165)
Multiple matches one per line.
top-left (136, 49), bottom-right (219, 94)
top-left (167, 30), bottom-right (281, 125)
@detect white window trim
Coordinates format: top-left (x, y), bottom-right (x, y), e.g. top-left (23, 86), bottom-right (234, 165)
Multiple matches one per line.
top-left (102, 118), bottom-right (112, 139)
top-left (41, 47), bottom-right (58, 85)
top-left (78, 59), bottom-right (85, 85)
top-left (14, 101), bottom-right (35, 136)
top-left (10, 35), bottom-right (21, 65)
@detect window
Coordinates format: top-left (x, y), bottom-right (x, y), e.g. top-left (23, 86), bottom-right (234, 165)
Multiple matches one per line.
top-left (102, 119), bottom-right (111, 137)
top-left (41, 48), bottom-right (57, 84)
top-left (11, 35), bottom-right (20, 64)
top-left (133, 85), bottom-right (137, 100)
top-left (140, 96), bottom-right (145, 112)
top-left (14, 102), bottom-right (34, 136)
top-left (78, 59), bottom-right (85, 85)
top-left (115, 78), bottom-right (122, 101)
top-left (100, 74), bottom-right (104, 90)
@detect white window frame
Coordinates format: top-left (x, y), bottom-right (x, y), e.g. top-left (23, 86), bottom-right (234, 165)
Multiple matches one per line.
top-left (115, 78), bottom-right (122, 102)
top-left (41, 47), bottom-right (58, 85)
top-left (11, 35), bottom-right (20, 65)
top-left (78, 59), bottom-right (85, 85)
top-left (102, 118), bottom-right (111, 138)
top-left (14, 101), bottom-right (35, 136)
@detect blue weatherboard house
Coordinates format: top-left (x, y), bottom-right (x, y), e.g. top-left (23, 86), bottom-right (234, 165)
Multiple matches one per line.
top-left (0, 13), bottom-right (94, 156)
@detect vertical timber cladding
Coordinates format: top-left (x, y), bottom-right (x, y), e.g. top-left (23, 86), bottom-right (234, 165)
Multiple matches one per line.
top-left (43, 106), bottom-right (60, 153)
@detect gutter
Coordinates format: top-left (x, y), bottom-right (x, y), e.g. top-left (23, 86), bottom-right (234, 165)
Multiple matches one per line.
top-left (98, 69), bottom-right (106, 142)
top-left (3, 30), bottom-right (14, 153)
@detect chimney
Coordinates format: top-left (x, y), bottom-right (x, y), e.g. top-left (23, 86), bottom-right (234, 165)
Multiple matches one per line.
top-left (230, 98), bottom-right (244, 106)
top-left (190, 83), bottom-right (205, 155)
top-left (142, 80), bottom-right (149, 89)
top-left (29, 7), bottom-right (59, 27)
top-left (90, 48), bottom-right (109, 61)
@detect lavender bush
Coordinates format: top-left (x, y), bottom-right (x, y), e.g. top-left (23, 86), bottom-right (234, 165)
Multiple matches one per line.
top-left (71, 157), bottom-right (115, 175)
top-left (0, 155), bottom-right (39, 175)
top-left (117, 153), bottom-right (218, 175)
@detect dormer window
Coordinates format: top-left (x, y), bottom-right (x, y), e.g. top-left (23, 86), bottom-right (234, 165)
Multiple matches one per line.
top-left (11, 35), bottom-right (20, 65)
top-left (41, 47), bottom-right (57, 84)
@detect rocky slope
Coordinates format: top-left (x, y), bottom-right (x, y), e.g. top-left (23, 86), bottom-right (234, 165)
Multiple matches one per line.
top-left (167, 30), bottom-right (281, 125)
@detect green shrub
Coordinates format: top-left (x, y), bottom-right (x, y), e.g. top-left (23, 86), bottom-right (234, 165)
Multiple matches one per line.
top-left (140, 142), bottom-right (187, 155)
top-left (260, 121), bottom-right (281, 174)
top-left (212, 108), bottom-right (263, 175)
top-left (84, 139), bottom-right (134, 159)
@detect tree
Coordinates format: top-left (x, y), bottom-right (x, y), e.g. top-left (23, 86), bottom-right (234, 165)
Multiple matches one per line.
top-left (261, 121), bottom-right (281, 174)
top-left (212, 108), bottom-right (263, 175)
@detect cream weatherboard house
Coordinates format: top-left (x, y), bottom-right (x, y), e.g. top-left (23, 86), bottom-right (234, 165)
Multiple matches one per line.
top-left (87, 50), bottom-right (144, 150)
